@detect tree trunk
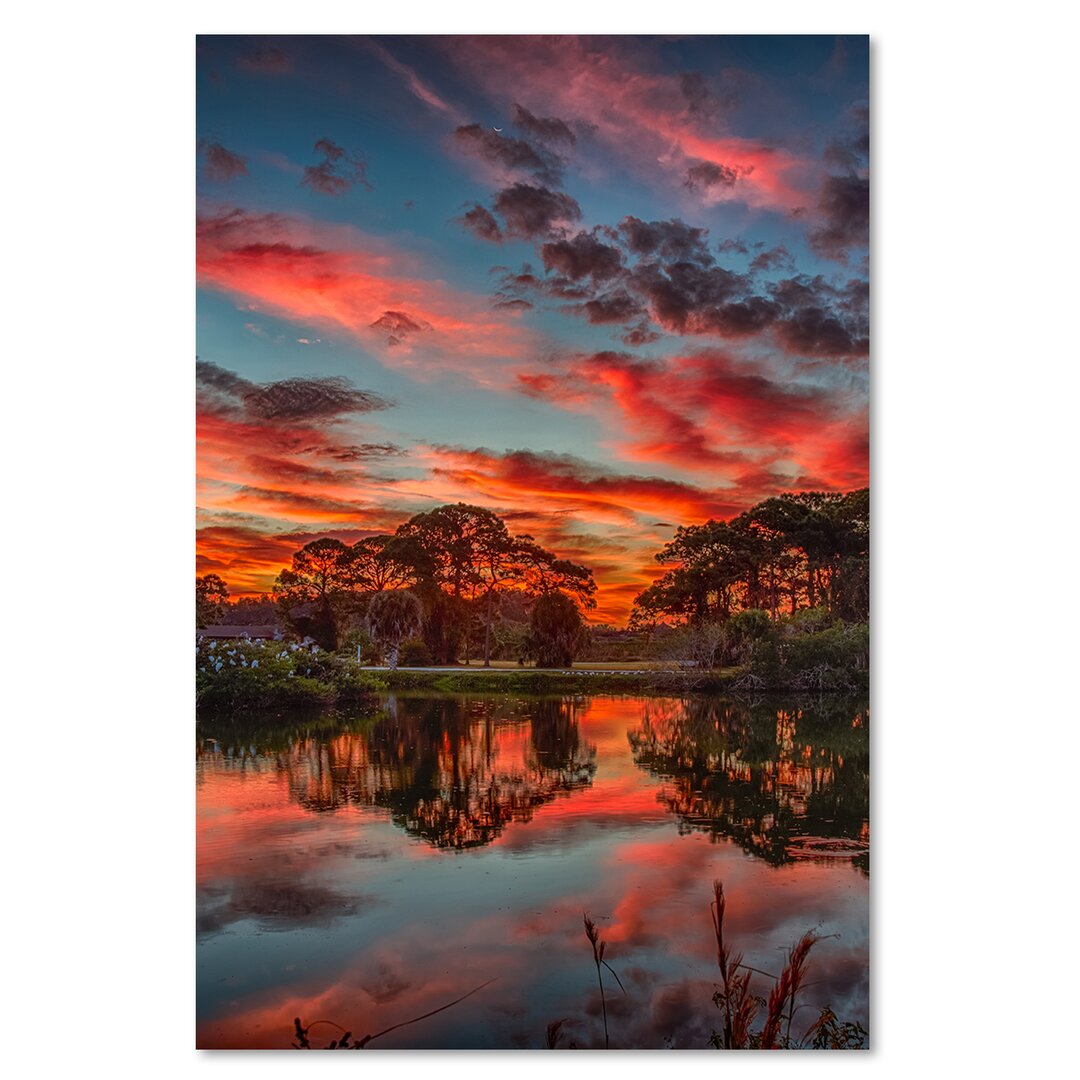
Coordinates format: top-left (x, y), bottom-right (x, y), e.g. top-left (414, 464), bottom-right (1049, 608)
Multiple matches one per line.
top-left (387, 641), bottom-right (400, 670)
top-left (483, 589), bottom-right (494, 667)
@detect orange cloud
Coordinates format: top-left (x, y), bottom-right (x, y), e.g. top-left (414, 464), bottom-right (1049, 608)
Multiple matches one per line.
top-left (518, 349), bottom-right (869, 492)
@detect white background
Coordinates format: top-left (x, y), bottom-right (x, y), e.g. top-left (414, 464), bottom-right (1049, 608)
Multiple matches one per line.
top-left (3, 2), bottom-right (1076, 1075)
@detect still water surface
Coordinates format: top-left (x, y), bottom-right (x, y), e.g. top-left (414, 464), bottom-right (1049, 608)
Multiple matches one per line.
top-left (196, 692), bottom-right (868, 1049)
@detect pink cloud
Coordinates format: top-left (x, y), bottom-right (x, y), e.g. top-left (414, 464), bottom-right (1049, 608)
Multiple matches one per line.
top-left (196, 207), bottom-right (539, 385)
top-left (442, 36), bottom-right (811, 212)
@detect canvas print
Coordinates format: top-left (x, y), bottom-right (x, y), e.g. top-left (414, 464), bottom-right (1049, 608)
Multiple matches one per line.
top-left (196, 34), bottom-right (869, 1050)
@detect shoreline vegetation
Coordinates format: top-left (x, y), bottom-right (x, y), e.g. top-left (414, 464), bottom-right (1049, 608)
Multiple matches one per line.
top-left (195, 637), bottom-right (867, 713)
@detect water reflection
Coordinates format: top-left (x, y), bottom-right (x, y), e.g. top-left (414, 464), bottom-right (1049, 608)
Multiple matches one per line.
top-left (200, 695), bottom-right (597, 850)
top-left (197, 692), bottom-right (869, 1048)
top-left (628, 696), bottom-right (869, 871)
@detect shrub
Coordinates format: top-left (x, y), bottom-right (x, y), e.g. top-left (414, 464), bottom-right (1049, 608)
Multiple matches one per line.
top-left (398, 638), bottom-right (433, 667)
top-left (337, 627), bottom-right (380, 664)
top-left (784, 606), bottom-right (839, 635)
top-left (722, 609), bottom-right (773, 664)
top-left (743, 620), bottom-right (869, 691)
top-left (523, 592), bottom-right (584, 668)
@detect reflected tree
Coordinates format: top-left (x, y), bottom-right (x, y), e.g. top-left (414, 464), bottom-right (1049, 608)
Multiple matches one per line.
top-left (266, 695), bottom-right (597, 849)
top-left (628, 696), bottom-right (869, 870)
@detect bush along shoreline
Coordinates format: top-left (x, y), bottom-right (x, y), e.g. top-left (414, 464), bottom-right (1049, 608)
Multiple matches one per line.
top-left (196, 637), bottom-right (386, 713)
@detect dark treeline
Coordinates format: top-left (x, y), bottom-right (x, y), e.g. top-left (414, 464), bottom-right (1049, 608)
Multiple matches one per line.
top-left (197, 489), bottom-right (868, 675)
top-left (271, 503), bottom-right (596, 665)
top-left (631, 489), bottom-right (868, 627)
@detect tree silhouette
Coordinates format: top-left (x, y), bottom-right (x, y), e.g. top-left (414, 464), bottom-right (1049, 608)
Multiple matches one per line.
top-left (273, 538), bottom-right (360, 649)
top-left (196, 574), bottom-right (229, 628)
top-left (394, 504), bottom-right (595, 666)
top-left (632, 489), bottom-right (869, 628)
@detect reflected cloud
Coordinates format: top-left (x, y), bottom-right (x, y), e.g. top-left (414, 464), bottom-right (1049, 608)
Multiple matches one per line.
top-left (198, 880), bottom-right (370, 935)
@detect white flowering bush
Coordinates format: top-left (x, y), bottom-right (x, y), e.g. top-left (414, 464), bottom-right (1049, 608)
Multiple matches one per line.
top-left (196, 636), bottom-right (385, 711)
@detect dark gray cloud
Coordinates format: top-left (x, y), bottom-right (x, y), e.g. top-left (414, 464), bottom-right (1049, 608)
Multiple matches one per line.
top-left (808, 174), bottom-right (869, 262)
top-left (619, 321), bottom-right (662, 347)
top-left (195, 359), bottom-right (252, 398)
top-left (684, 160), bottom-right (740, 192)
top-left (245, 378), bottom-right (390, 420)
top-left (679, 72), bottom-right (718, 119)
top-left (369, 310), bottom-right (433, 346)
top-left (540, 231), bottom-right (625, 283)
top-left (810, 104), bottom-right (869, 262)
top-left (749, 245), bottom-right (794, 273)
top-left (203, 142), bottom-right (248, 182)
top-left (511, 103), bottom-right (576, 146)
top-left (775, 303), bottom-right (869, 357)
top-left (580, 291), bottom-right (646, 325)
top-left (301, 138), bottom-right (371, 196)
top-left (678, 70), bottom-right (742, 120)
top-left (460, 203), bottom-right (503, 242)
top-left (493, 183), bottom-right (582, 240)
top-left (453, 123), bottom-right (563, 185)
top-left (625, 259), bottom-right (747, 333)
top-left (824, 104), bottom-right (870, 171)
top-left (196, 360), bottom-right (394, 422)
top-left (716, 237), bottom-right (749, 256)
top-left (617, 216), bottom-right (712, 265)
top-left (485, 210), bottom-right (868, 358)
top-left (308, 442), bottom-right (404, 462)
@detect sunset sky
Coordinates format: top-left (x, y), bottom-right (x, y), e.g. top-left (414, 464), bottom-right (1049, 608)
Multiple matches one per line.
top-left (196, 35), bottom-right (869, 624)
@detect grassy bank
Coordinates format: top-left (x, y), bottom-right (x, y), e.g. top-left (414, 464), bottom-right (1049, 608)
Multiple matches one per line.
top-left (379, 666), bottom-right (741, 694)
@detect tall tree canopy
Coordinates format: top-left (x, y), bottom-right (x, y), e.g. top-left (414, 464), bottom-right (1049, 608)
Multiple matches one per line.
top-left (269, 504), bottom-right (596, 663)
top-left (631, 489), bottom-right (868, 628)
top-left (395, 504), bottom-right (596, 665)
top-left (272, 537), bottom-right (359, 649)
top-left (196, 574), bottom-right (229, 628)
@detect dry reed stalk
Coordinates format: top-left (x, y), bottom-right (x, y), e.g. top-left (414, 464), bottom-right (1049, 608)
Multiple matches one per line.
top-left (583, 914), bottom-right (610, 1048)
top-left (760, 931), bottom-right (819, 1049)
top-left (546, 1019), bottom-right (569, 1049)
top-left (583, 913), bottom-right (625, 1048)
top-left (710, 879), bottom-right (759, 1048)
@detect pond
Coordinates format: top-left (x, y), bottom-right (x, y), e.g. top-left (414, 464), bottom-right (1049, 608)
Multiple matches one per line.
top-left (196, 692), bottom-right (869, 1049)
